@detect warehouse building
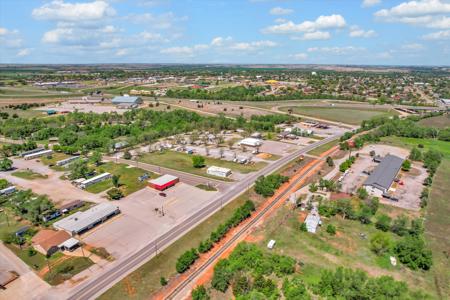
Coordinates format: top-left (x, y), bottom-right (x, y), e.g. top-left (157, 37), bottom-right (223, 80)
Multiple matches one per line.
top-left (148, 174), bottom-right (179, 191)
top-left (238, 137), bottom-right (263, 147)
top-left (207, 166), bottom-right (232, 178)
top-left (23, 149), bottom-right (53, 160)
top-left (79, 172), bottom-right (111, 189)
top-left (53, 203), bottom-right (120, 236)
top-left (111, 96), bottom-right (142, 105)
top-left (363, 154), bottom-right (404, 197)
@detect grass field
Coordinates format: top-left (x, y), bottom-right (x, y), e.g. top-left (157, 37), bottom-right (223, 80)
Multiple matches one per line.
top-left (0, 108), bottom-right (45, 118)
top-left (0, 208), bottom-right (24, 240)
top-left (425, 159), bottom-right (450, 298)
top-left (85, 162), bottom-right (154, 195)
top-left (40, 152), bottom-right (70, 166)
top-left (138, 151), bottom-right (267, 179)
top-left (279, 106), bottom-right (398, 125)
top-left (99, 190), bottom-right (261, 300)
top-left (44, 257), bottom-right (94, 285)
top-left (11, 170), bottom-right (48, 180)
top-left (418, 115), bottom-right (449, 129)
top-left (5, 243), bottom-right (63, 271)
top-left (307, 139), bottom-right (339, 156)
top-left (380, 136), bottom-right (450, 160)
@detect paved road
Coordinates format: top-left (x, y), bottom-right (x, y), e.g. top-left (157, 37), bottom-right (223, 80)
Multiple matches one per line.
top-left (60, 135), bottom-right (341, 300)
top-left (104, 156), bottom-right (232, 191)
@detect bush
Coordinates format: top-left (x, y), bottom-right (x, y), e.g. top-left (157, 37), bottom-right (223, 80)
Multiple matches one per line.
top-left (192, 285), bottom-right (210, 300)
top-left (160, 276), bottom-right (168, 286)
top-left (176, 248), bottom-right (199, 273)
top-left (192, 155), bottom-right (205, 168)
top-left (370, 232), bottom-right (392, 256)
top-left (395, 236), bottom-right (432, 270)
top-left (401, 160), bottom-right (411, 171)
top-left (300, 223), bottom-right (307, 232)
top-left (123, 150), bottom-right (132, 160)
top-left (391, 215), bottom-right (409, 236)
top-left (326, 224), bottom-right (336, 235)
top-left (254, 174), bottom-right (288, 197)
top-left (107, 188), bottom-right (123, 200)
top-left (375, 214), bottom-right (391, 232)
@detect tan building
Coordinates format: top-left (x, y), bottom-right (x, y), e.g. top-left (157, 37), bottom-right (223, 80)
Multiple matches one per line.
top-left (31, 230), bottom-right (71, 256)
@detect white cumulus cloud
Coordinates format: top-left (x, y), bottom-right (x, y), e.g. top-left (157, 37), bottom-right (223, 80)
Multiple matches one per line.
top-left (294, 31), bottom-right (331, 40)
top-left (263, 14), bottom-right (346, 34)
top-left (349, 26), bottom-right (377, 38)
top-left (290, 53), bottom-right (308, 60)
top-left (362, 0), bottom-right (381, 7)
top-left (422, 29), bottom-right (450, 39)
top-left (32, 0), bottom-right (116, 22)
top-left (307, 46), bottom-right (366, 55)
top-left (17, 48), bottom-right (31, 57)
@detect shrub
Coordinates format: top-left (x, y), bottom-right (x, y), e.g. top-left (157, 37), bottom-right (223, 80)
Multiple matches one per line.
top-left (192, 285), bottom-right (210, 300)
top-left (192, 155), bottom-right (205, 168)
top-left (401, 160), bottom-right (411, 171)
top-left (395, 236), bottom-right (432, 270)
top-left (107, 188), bottom-right (123, 200)
top-left (160, 276), bottom-right (168, 286)
top-left (326, 224), bottom-right (336, 235)
top-left (176, 248), bottom-right (199, 273)
top-left (375, 214), bottom-right (391, 232)
top-left (370, 232), bottom-right (392, 256)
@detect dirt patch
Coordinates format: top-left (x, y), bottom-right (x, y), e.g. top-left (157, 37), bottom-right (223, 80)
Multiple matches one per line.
top-left (245, 233), bottom-right (265, 243)
top-left (256, 153), bottom-right (273, 160)
top-left (330, 192), bottom-right (352, 201)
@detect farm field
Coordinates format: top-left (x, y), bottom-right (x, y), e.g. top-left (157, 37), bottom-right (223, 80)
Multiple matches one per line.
top-left (138, 150), bottom-right (267, 178)
top-left (279, 106), bottom-right (398, 125)
top-left (98, 190), bottom-right (260, 300)
top-left (85, 162), bottom-right (153, 195)
top-left (418, 115), bottom-right (449, 129)
top-left (425, 159), bottom-right (450, 298)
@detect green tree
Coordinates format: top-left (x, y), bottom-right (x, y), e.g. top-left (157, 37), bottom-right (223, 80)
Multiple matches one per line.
top-left (370, 232), bottom-right (392, 255)
top-left (232, 273), bottom-right (251, 297)
top-left (112, 174), bottom-right (120, 188)
top-left (409, 147), bottom-right (422, 161)
top-left (192, 285), bottom-right (210, 300)
top-left (192, 155), bottom-right (205, 168)
top-left (309, 183), bottom-right (318, 193)
top-left (282, 276), bottom-right (310, 300)
top-left (326, 156), bottom-right (334, 167)
top-left (160, 276), bottom-right (168, 286)
top-left (402, 160), bottom-right (411, 171)
top-left (375, 214), bottom-right (391, 232)
top-left (0, 157), bottom-right (13, 171)
top-left (107, 188), bottom-right (123, 200)
top-left (395, 236), bottom-right (432, 270)
top-left (123, 150), bottom-right (132, 160)
top-left (90, 151), bottom-right (102, 166)
top-left (357, 187), bottom-right (368, 200)
top-left (0, 178), bottom-right (8, 189)
top-left (391, 215), bottom-right (409, 236)
top-left (69, 160), bottom-right (90, 180)
top-left (300, 222), bottom-right (307, 232)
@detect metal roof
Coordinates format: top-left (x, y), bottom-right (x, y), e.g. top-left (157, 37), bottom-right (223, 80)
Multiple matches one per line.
top-left (111, 96), bottom-right (141, 103)
top-left (207, 166), bottom-right (231, 173)
top-left (149, 174), bottom-right (178, 186)
top-left (80, 172), bottom-right (111, 186)
top-left (53, 203), bottom-right (119, 234)
top-left (364, 154), bottom-right (403, 191)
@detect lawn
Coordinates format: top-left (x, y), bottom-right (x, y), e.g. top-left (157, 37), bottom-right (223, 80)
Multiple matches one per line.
top-left (425, 159), bottom-right (450, 298)
top-left (99, 190), bottom-right (260, 300)
top-left (418, 115), bottom-right (449, 129)
top-left (380, 136), bottom-right (450, 160)
top-left (85, 162), bottom-right (153, 195)
top-left (5, 243), bottom-right (63, 271)
top-left (138, 150), bottom-right (267, 179)
top-left (40, 152), bottom-right (70, 166)
top-left (0, 208), bottom-right (25, 240)
top-left (196, 184), bottom-right (217, 191)
top-left (307, 139), bottom-right (339, 156)
top-left (279, 106), bottom-right (398, 125)
top-left (44, 257), bottom-right (94, 285)
top-left (11, 170), bottom-right (48, 180)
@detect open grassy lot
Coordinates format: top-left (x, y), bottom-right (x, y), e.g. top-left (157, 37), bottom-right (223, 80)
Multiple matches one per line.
top-left (0, 208), bottom-right (24, 239)
top-left (85, 162), bottom-right (153, 195)
top-left (0, 108), bottom-right (45, 118)
top-left (250, 204), bottom-right (438, 298)
top-left (307, 139), bottom-right (339, 156)
top-left (138, 150), bottom-right (267, 179)
top-left (279, 106), bottom-right (398, 125)
top-left (40, 152), bottom-right (70, 166)
top-left (380, 136), bottom-right (450, 160)
top-left (11, 170), bottom-right (48, 180)
top-left (44, 257), bottom-right (94, 285)
top-left (418, 115), bottom-right (449, 129)
top-left (425, 159), bottom-right (450, 298)
top-left (99, 190), bottom-right (262, 300)
top-left (5, 243), bottom-right (63, 271)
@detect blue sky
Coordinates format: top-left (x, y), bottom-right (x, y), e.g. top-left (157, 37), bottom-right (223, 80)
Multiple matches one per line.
top-left (0, 0), bottom-right (449, 65)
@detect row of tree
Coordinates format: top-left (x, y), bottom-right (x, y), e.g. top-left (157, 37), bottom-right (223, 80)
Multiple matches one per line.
top-left (254, 174), bottom-right (289, 197)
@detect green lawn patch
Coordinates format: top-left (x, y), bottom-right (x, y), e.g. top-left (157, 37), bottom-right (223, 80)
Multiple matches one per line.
top-left (196, 184), bottom-right (217, 191)
top-left (280, 106), bottom-right (398, 125)
top-left (138, 151), bottom-right (266, 179)
top-left (11, 170), bottom-right (48, 180)
top-left (44, 257), bottom-right (94, 285)
top-left (308, 139), bottom-right (338, 156)
top-left (380, 136), bottom-right (450, 160)
top-left (4, 243), bottom-right (62, 271)
top-left (99, 191), bottom-right (258, 300)
top-left (85, 162), bottom-right (154, 195)
top-left (40, 152), bottom-right (70, 166)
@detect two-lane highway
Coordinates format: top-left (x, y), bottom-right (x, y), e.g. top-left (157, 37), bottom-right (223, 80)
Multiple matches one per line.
top-left (63, 135), bottom-right (341, 300)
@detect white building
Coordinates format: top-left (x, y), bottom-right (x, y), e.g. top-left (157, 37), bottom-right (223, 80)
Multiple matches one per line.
top-left (56, 156), bottom-right (80, 166)
top-left (79, 172), bottom-right (111, 189)
top-left (304, 210), bottom-right (321, 233)
top-left (23, 149), bottom-right (53, 160)
top-left (238, 138), bottom-right (262, 147)
top-left (0, 186), bottom-right (16, 195)
top-left (207, 166), bottom-right (232, 178)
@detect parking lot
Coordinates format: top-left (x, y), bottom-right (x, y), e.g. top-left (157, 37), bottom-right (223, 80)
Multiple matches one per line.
top-left (81, 183), bottom-right (218, 258)
top-left (291, 122), bottom-right (348, 138)
top-left (36, 102), bottom-right (135, 114)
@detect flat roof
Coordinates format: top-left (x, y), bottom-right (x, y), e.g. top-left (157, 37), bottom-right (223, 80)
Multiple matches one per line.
top-left (364, 154), bottom-right (403, 191)
top-left (112, 96), bottom-right (141, 103)
top-left (58, 237), bottom-right (79, 249)
top-left (23, 149), bottom-right (52, 158)
top-left (53, 202), bottom-right (119, 234)
top-left (149, 174), bottom-right (178, 186)
top-left (81, 172), bottom-right (111, 185)
top-left (207, 166), bottom-right (231, 173)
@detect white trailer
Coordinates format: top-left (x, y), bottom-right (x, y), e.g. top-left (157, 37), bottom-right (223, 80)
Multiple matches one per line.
top-left (207, 166), bottom-right (232, 178)
top-left (23, 149), bottom-right (53, 160)
top-left (0, 186), bottom-right (16, 195)
top-left (56, 156), bottom-right (80, 166)
top-left (79, 172), bottom-right (111, 189)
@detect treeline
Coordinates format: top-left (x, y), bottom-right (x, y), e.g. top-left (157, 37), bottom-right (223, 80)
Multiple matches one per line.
top-left (195, 242), bottom-right (423, 299)
top-left (176, 200), bottom-right (256, 273)
top-left (0, 109), bottom-right (293, 155)
top-left (0, 141), bottom-right (38, 157)
top-left (254, 174), bottom-right (289, 197)
top-left (166, 85), bottom-right (363, 102)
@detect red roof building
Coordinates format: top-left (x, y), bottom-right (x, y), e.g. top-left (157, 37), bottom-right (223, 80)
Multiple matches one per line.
top-left (148, 174), bottom-right (179, 191)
